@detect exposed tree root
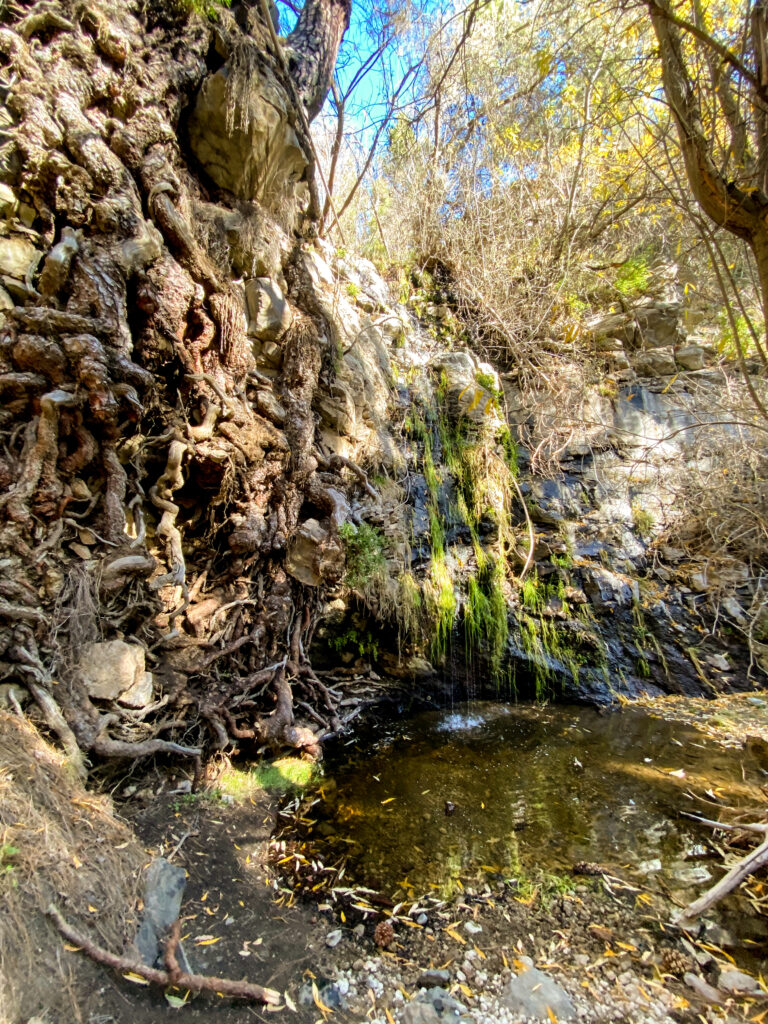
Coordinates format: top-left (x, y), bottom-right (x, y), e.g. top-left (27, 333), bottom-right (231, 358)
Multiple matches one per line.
top-left (47, 906), bottom-right (281, 1005)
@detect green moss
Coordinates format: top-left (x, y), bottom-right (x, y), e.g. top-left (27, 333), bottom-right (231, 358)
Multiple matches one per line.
top-left (631, 502), bottom-right (654, 538)
top-left (217, 759), bottom-right (318, 802)
top-left (339, 522), bottom-right (387, 591)
top-left (464, 560), bottom-right (508, 683)
top-left (330, 627), bottom-right (380, 660)
top-left (426, 554), bottom-right (457, 664)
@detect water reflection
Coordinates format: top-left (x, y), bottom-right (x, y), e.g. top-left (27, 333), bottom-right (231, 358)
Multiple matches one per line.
top-left (300, 703), bottom-right (764, 898)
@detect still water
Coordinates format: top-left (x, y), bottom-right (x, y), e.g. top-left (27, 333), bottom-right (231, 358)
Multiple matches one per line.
top-left (298, 703), bottom-right (765, 899)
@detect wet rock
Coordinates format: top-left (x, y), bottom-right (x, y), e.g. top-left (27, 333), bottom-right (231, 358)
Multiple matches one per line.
top-left (245, 277), bottom-right (292, 341)
top-left (0, 236), bottom-right (40, 279)
top-left (189, 62), bottom-right (306, 206)
top-left (79, 640), bottom-right (147, 701)
top-left (501, 967), bottom-right (575, 1020)
top-left (135, 858), bottom-right (188, 970)
top-left (299, 979), bottom-right (344, 1009)
top-left (285, 518), bottom-right (344, 587)
top-left (403, 987), bottom-right (474, 1024)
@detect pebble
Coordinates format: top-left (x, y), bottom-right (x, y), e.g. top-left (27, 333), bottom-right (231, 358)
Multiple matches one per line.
top-left (326, 929), bottom-right (343, 948)
top-left (464, 921), bottom-right (482, 934)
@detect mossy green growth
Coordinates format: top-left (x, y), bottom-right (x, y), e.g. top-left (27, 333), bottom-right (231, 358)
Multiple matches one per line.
top-left (329, 627), bottom-right (380, 660)
top-left (631, 502), bottom-right (654, 538)
top-left (475, 371), bottom-right (503, 406)
top-left (217, 759), bottom-right (318, 801)
top-left (339, 522), bottom-right (387, 591)
top-left (426, 554), bottom-right (457, 664)
top-left (520, 614), bottom-right (588, 699)
top-left (464, 560), bottom-right (508, 683)
top-left (173, 0), bottom-right (231, 21)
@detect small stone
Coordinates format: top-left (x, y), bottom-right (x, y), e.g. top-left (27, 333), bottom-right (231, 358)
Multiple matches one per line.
top-left (707, 653), bottom-right (730, 672)
top-left (418, 969), bottom-right (451, 988)
top-left (718, 968), bottom-right (763, 995)
top-left (463, 921), bottom-right (482, 935)
top-left (353, 923), bottom-right (365, 938)
top-left (326, 929), bottom-right (343, 948)
top-left (417, 914), bottom-right (428, 925)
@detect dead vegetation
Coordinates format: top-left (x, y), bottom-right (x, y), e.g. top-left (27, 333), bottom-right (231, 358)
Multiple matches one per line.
top-left (0, 711), bottom-right (145, 1022)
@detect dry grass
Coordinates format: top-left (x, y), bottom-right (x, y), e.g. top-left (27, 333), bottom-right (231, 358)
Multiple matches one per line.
top-left (0, 712), bottom-right (145, 1023)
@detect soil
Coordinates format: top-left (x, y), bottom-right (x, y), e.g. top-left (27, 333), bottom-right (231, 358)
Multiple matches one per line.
top-left (35, 782), bottom-right (759, 1024)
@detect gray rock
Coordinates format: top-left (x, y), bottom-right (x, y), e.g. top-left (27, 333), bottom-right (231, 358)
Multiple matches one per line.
top-left (285, 518), bottom-right (344, 587)
top-left (135, 858), bottom-right (188, 969)
top-left (707, 653), bottom-right (730, 672)
top-left (417, 969), bottom-right (451, 988)
top-left (688, 570), bottom-right (708, 593)
top-left (675, 343), bottom-right (707, 370)
top-left (79, 640), bottom-right (147, 701)
top-left (0, 236), bottom-right (40, 280)
top-left (325, 928), bottom-right (343, 948)
top-left (403, 987), bottom-right (474, 1024)
top-left (188, 62), bottom-right (306, 207)
top-left (500, 967), bottom-right (575, 1020)
top-left (633, 347), bottom-right (677, 377)
top-left (584, 567), bottom-right (639, 610)
top-left (718, 968), bottom-right (763, 995)
top-left (245, 277), bottom-right (292, 341)
top-left (463, 921), bottom-right (482, 934)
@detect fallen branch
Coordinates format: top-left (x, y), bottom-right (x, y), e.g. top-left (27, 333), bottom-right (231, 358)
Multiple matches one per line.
top-left (675, 817), bottom-right (768, 927)
top-left (47, 905), bottom-right (281, 1005)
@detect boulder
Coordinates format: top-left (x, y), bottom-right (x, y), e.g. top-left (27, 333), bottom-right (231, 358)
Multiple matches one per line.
top-left (78, 640), bottom-right (147, 701)
top-left (500, 967), bottom-right (575, 1021)
top-left (188, 61), bottom-right (306, 206)
top-left (0, 236), bottom-right (40, 280)
top-left (632, 347), bottom-right (677, 376)
top-left (285, 518), bottom-right (344, 587)
top-left (245, 277), bottom-right (292, 341)
top-left (632, 302), bottom-right (685, 349)
top-left (675, 343), bottom-right (707, 370)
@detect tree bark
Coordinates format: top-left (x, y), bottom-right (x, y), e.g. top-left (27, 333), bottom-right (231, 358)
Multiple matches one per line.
top-left (286, 0), bottom-right (352, 121)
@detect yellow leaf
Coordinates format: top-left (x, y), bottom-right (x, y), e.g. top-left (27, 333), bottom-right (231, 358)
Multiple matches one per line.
top-left (195, 937), bottom-right (221, 946)
top-left (446, 927), bottom-right (466, 944)
top-left (123, 972), bottom-right (150, 986)
top-left (547, 1009), bottom-right (559, 1024)
top-left (312, 981), bottom-right (333, 1017)
top-left (63, 944), bottom-right (82, 952)
top-left (385, 1011), bottom-right (396, 1024)
top-left (459, 984), bottom-right (473, 998)
top-left (87, 905), bottom-right (98, 913)
top-left (381, 798), bottom-right (396, 805)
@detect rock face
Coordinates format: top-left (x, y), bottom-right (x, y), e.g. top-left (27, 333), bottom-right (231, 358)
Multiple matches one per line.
top-left (286, 519), bottom-right (344, 586)
top-left (189, 55), bottom-right (307, 207)
top-left (245, 277), bottom-right (292, 341)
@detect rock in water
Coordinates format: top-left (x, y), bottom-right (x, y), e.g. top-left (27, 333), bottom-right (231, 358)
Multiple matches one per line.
top-left (501, 967), bottom-right (575, 1020)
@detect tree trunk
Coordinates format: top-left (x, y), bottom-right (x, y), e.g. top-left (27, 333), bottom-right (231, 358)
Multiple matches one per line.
top-left (286, 0), bottom-right (352, 121)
